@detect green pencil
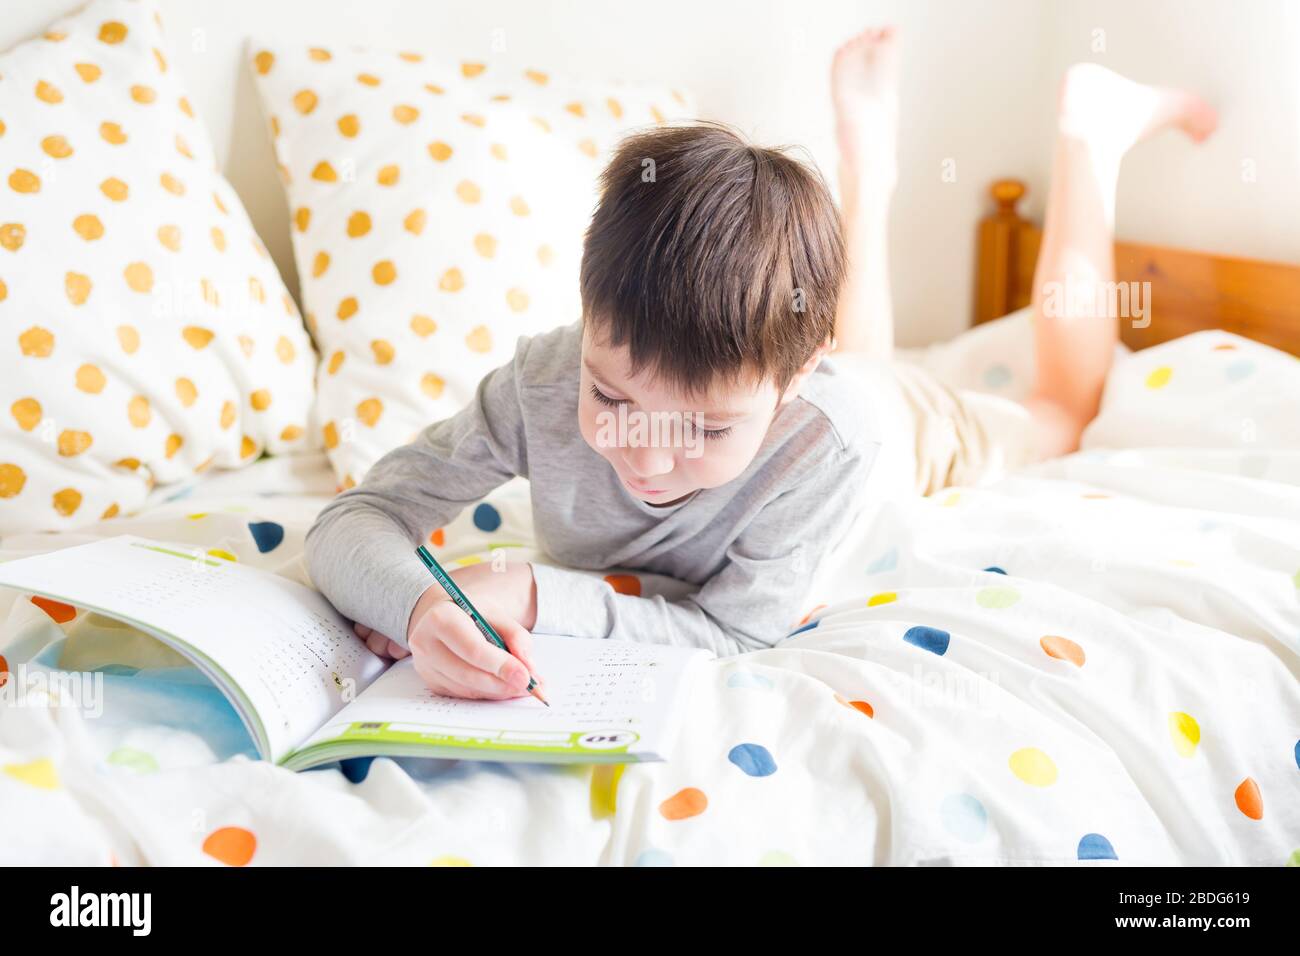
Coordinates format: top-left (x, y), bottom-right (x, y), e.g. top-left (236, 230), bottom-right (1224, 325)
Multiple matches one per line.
top-left (415, 545), bottom-right (549, 706)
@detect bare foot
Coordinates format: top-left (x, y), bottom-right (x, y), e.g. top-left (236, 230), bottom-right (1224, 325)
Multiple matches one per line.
top-left (831, 25), bottom-right (901, 196)
top-left (1057, 62), bottom-right (1218, 157)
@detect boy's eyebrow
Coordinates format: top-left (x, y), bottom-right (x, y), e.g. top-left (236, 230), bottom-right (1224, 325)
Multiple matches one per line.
top-left (584, 359), bottom-right (749, 421)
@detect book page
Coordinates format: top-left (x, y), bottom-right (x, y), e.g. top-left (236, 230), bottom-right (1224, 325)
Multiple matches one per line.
top-left (295, 634), bottom-right (711, 761)
top-left (0, 535), bottom-right (386, 761)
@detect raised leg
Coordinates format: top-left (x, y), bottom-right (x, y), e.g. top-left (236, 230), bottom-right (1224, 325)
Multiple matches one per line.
top-left (830, 26), bottom-right (900, 359)
top-left (1022, 63), bottom-right (1217, 457)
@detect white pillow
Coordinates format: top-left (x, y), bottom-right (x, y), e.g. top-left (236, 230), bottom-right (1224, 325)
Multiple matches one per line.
top-left (250, 39), bottom-right (693, 487)
top-left (0, 0), bottom-right (318, 532)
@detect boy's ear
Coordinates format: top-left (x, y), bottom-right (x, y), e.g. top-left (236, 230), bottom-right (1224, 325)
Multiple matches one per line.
top-left (777, 339), bottom-right (833, 406)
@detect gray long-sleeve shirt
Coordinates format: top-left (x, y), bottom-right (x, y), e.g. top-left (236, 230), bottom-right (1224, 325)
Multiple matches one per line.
top-left (303, 319), bottom-right (881, 657)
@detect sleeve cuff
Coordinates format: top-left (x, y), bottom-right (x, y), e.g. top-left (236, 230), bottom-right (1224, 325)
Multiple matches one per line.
top-left (383, 561), bottom-right (440, 651)
top-left (529, 562), bottom-right (613, 639)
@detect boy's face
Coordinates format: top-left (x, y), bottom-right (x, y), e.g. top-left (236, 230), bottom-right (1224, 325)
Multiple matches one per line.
top-left (578, 325), bottom-right (825, 507)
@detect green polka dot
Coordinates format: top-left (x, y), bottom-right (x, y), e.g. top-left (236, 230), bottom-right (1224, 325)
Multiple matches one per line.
top-left (759, 849), bottom-right (798, 866)
top-left (1287, 849), bottom-right (1300, 868)
top-left (976, 586), bottom-right (1020, 609)
top-left (107, 747), bottom-right (158, 774)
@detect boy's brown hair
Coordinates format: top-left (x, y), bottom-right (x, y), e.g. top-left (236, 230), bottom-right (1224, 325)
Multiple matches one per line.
top-left (580, 122), bottom-right (846, 398)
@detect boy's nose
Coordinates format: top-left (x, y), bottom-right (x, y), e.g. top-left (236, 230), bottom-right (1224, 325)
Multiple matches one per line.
top-left (622, 444), bottom-right (674, 479)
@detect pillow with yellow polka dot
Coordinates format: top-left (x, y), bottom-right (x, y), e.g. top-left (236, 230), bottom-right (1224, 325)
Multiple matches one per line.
top-left (0, 0), bottom-right (318, 533)
top-left (249, 39), bottom-right (694, 487)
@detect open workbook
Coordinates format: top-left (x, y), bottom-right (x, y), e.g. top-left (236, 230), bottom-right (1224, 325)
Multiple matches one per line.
top-left (0, 535), bottom-right (712, 769)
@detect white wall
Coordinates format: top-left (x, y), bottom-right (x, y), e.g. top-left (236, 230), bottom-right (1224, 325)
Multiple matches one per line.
top-left (4, 1), bottom-right (1294, 346)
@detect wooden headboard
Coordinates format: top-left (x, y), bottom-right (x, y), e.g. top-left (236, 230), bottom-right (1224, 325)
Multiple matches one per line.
top-left (973, 179), bottom-right (1300, 356)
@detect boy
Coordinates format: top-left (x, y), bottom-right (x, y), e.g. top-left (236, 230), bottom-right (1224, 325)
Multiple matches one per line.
top-left (305, 122), bottom-right (879, 699)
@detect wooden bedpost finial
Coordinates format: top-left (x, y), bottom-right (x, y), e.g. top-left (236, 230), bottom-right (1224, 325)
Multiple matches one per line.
top-left (991, 179), bottom-right (1026, 216)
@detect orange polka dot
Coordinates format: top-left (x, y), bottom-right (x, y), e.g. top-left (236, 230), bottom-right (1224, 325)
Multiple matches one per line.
top-left (202, 826), bottom-right (256, 866)
top-left (659, 787), bottom-right (707, 820)
top-left (1040, 635), bottom-right (1086, 667)
top-left (1234, 778), bottom-right (1263, 820)
top-left (429, 528), bottom-right (445, 547)
top-left (31, 595), bottom-right (76, 623)
top-left (603, 574), bottom-right (641, 596)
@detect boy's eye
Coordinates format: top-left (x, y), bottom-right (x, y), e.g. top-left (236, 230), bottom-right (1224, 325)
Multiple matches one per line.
top-left (588, 384), bottom-right (624, 407)
top-left (702, 426), bottom-right (732, 441)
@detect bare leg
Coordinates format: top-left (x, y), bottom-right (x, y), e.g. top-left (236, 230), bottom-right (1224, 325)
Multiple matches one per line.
top-left (830, 26), bottom-right (900, 359)
top-left (1023, 64), bottom-right (1217, 457)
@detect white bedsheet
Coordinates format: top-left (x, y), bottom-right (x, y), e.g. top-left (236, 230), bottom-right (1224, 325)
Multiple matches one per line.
top-left (1, 325), bottom-right (1297, 866)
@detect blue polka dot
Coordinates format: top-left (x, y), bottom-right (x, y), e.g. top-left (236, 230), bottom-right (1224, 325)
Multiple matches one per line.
top-left (867, 547), bottom-right (898, 574)
top-left (983, 363), bottom-right (1013, 389)
top-left (248, 521), bottom-right (284, 553)
top-left (727, 670), bottom-right (774, 690)
top-left (940, 793), bottom-right (987, 842)
top-left (788, 619), bottom-right (819, 638)
top-left (1293, 739), bottom-right (1299, 771)
top-left (903, 625), bottom-right (950, 656)
top-left (983, 566), bottom-right (1007, 575)
top-left (1078, 833), bottom-right (1118, 860)
top-left (728, 743), bottom-right (777, 777)
top-left (634, 848), bottom-right (674, 866)
top-left (339, 756), bottom-right (375, 783)
top-left (472, 503), bottom-right (502, 532)
top-left (1224, 358), bottom-right (1256, 383)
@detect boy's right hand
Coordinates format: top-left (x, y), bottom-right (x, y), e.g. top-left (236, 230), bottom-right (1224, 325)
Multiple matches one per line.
top-left (402, 585), bottom-right (544, 700)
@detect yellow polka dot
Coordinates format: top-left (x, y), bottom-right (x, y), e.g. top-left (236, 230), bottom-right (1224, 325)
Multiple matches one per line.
top-left (410, 315), bottom-right (436, 337)
top-left (162, 433), bottom-right (184, 460)
top-left (53, 487), bottom-right (83, 516)
top-left (238, 334), bottom-right (255, 357)
top-left (57, 430), bottom-right (92, 457)
top-left (128, 395), bottom-right (151, 428)
top-left (489, 143), bottom-right (508, 161)
top-left (578, 138), bottom-right (597, 158)
top-left (101, 176), bottom-right (128, 201)
top-left (429, 855), bottom-right (472, 867)
top-left (124, 262), bottom-right (153, 293)
top-left (392, 104), bottom-right (419, 124)
top-left (309, 47), bottom-right (332, 62)
top-left (210, 227), bottom-right (227, 252)
top-left (399, 51), bottom-right (423, 63)
top-left (75, 63), bottom-right (101, 83)
top-left (337, 297), bottom-right (358, 320)
top-left (280, 425), bottom-right (303, 442)
top-left (41, 134), bottom-right (73, 159)
top-left (130, 84), bottom-right (156, 104)
top-left (182, 326), bottom-right (213, 349)
top-left (250, 389), bottom-right (272, 411)
top-left (376, 165), bottom-right (400, 186)
top-left (474, 233), bottom-right (497, 258)
top-left (509, 196), bottom-right (530, 216)
top-left (240, 436), bottom-right (258, 459)
top-left (159, 172), bottom-right (184, 195)
top-left (0, 463), bottom-right (27, 497)
top-left (220, 401), bottom-right (236, 429)
top-left (565, 101), bottom-right (586, 118)
top-left (294, 207), bottom-right (311, 233)
top-left (537, 244), bottom-right (554, 266)
top-left (866, 591), bottom-right (896, 607)
top-left (9, 169), bottom-right (41, 193)
top-left (98, 21), bottom-right (128, 44)
top-left (35, 80), bottom-right (63, 104)
top-left (424, 83), bottom-right (444, 95)
top-left (356, 72), bottom-right (381, 87)
top-left (531, 116), bottom-right (551, 134)
top-left (461, 62), bottom-right (485, 78)
top-left (65, 272), bottom-right (92, 305)
top-left (157, 224), bottom-right (182, 251)
top-left (312, 251), bottom-right (330, 277)
top-left (115, 457), bottom-right (140, 470)
top-left (427, 141), bottom-right (453, 162)
top-left (72, 214), bottom-right (103, 240)
top-left (1146, 366), bottom-right (1173, 389)
top-left (118, 325), bottom-right (140, 353)
top-left (371, 340), bottom-right (395, 364)
top-left (651, 105), bottom-right (666, 124)
top-left (327, 350), bottom-right (345, 374)
top-left (175, 377), bottom-right (198, 406)
top-left (506, 288), bottom-right (529, 312)
top-left (0, 223), bottom-right (24, 251)
top-left (76, 364), bottom-right (106, 393)
top-left (11, 398), bottom-right (41, 431)
top-left (404, 209), bottom-right (426, 234)
top-left (1168, 711), bottom-right (1201, 758)
top-left (312, 161), bottom-right (338, 182)
top-left (101, 502), bottom-right (120, 519)
top-left (1008, 747), bottom-right (1058, 786)
top-left (19, 327), bottom-right (54, 357)
top-left (99, 122), bottom-right (127, 146)
top-left (421, 373), bottom-right (445, 398)
top-left (372, 260), bottom-right (396, 285)
top-left (461, 113), bottom-right (486, 128)
top-left (276, 336), bottom-right (296, 364)
top-left (465, 325), bottom-right (492, 353)
top-left (337, 114), bottom-right (360, 137)
top-left (347, 211), bottom-right (371, 237)
top-left (253, 50), bottom-right (274, 75)
top-left (293, 89), bottom-right (318, 114)
top-left (323, 421), bottom-right (339, 449)
top-left (356, 398), bottom-right (383, 426)
top-left (606, 97), bottom-right (624, 118)
top-left (439, 268), bottom-right (464, 292)
top-left (524, 69), bottom-right (548, 85)
top-left (3, 757), bottom-right (59, 789)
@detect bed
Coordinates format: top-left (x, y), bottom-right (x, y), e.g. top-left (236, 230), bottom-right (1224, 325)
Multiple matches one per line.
top-left (1, 179), bottom-right (1297, 866)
